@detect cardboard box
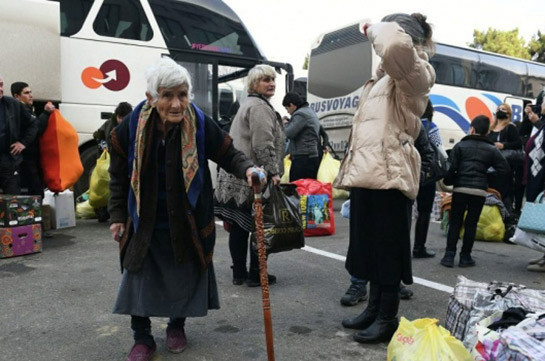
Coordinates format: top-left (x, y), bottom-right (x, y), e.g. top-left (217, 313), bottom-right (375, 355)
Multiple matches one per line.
top-left (43, 190), bottom-right (76, 229)
top-left (0, 224), bottom-right (42, 258)
top-left (0, 195), bottom-right (42, 227)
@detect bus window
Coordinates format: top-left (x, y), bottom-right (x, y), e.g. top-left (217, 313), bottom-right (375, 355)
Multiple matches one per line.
top-left (526, 63), bottom-right (545, 98)
top-left (149, 0), bottom-right (260, 58)
top-left (308, 24), bottom-right (371, 99)
top-left (49, 0), bottom-right (94, 36)
top-left (430, 44), bottom-right (478, 88)
top-left (93, 0), bottom-right (153, 41)
top-left (475, 53), bottom-right (526, 96)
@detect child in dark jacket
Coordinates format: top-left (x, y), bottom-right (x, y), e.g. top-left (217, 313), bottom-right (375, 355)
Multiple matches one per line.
top-left (441, 115), bottom-right (510, 267)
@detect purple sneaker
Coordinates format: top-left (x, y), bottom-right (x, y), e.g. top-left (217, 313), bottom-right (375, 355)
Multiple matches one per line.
top-left (126, 343), bottom-right (156, 361)
top-left (166, 327), bottom-right (187, 353)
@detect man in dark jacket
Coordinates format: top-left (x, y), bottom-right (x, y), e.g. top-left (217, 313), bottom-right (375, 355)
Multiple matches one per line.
top-left (282, 92), bottom-right (321, 181)
top-left (10, 81), bottom-right (54, 197)
top-left (441, 115), bottom-right (509, 268)
top-left (0, 75), bottom-right (38, 194)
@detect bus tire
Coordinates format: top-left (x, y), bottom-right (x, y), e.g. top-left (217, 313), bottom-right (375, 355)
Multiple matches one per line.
top-left (74, 145), bottom-right (99, 199)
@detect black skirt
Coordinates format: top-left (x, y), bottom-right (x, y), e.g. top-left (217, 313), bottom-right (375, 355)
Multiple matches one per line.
top-left (346, 188), bottom-right (413, 286)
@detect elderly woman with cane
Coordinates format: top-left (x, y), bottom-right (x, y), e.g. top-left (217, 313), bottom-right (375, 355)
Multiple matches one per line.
top-left (335, 13), bottom-right (435, 343)
top-left (108, 57), bottom-right (264, 361)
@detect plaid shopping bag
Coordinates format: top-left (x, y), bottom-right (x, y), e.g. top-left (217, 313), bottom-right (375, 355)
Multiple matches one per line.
top-left (445, 296), bottom-right (471, 340)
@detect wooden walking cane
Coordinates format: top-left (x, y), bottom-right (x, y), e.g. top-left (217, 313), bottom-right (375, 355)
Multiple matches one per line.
top-left (251, 173), bottom-right (275, 361)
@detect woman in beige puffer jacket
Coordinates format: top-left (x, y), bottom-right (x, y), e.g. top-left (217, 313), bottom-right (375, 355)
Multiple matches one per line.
top-left (335, 13), bottom-right (436, 344)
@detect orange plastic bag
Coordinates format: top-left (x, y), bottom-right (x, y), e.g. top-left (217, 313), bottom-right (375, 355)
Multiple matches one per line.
top-left (40, 110), bottom-right (83, 192)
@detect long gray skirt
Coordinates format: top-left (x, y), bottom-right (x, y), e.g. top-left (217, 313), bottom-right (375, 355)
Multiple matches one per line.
top-left (113, 229), bottom-right (220, 317)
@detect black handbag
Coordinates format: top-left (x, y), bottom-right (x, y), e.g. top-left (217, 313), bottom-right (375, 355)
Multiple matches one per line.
top-left (251, 183), bottom-right (304, 254)
top-left (422, 141), bottom-right (450, 187)
top-left (501, 148), bottom-right (524, 165)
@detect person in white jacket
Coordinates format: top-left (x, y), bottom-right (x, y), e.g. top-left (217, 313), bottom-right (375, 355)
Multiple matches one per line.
top-left (334, 13), bottom-right (436, 344)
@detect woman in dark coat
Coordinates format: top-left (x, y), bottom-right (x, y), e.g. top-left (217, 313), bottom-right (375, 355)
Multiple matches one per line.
top-left (108, 57), bottom-right (263, 361)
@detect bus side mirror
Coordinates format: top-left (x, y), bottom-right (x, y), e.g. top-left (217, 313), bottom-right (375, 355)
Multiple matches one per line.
top-left (285, 72), bottom-right (294, 93)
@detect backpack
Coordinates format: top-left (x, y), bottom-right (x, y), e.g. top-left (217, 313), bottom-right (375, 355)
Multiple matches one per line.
top-left (421, 123), bottom-right (450, 187)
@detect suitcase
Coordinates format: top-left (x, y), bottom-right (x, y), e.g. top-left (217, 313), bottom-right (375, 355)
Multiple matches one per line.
top-left (0, 224), bottom-right (42, 258)
top-left (0, 195), bottom-right (42, 227)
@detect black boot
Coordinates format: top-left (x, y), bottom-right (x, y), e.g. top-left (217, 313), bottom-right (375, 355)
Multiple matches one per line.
top-left (231, 265), bottom-right (247, 285)
top-left (246, 267), bottom-right (276, 287)
top-left (342, 283), bottom-right (380, 329)
top-left (353, 289), bottom-right (399, 343)
top-left (413, 214), bottom-right (435, 258)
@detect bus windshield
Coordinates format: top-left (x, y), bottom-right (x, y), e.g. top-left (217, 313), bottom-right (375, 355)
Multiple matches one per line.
top-left (308, 24), bottom-right (371, 99)
top-left (149, 0), bottom-right (261, 59)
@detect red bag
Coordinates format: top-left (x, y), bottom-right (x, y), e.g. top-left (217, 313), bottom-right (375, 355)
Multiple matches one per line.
top-left (292, 179), bottom-right (335, 237)
top-left (40, 110), bottom-right (83, 192)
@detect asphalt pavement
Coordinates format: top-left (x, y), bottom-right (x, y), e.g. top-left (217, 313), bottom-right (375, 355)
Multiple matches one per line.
top-left (1, 201), bottom-right (544, 361)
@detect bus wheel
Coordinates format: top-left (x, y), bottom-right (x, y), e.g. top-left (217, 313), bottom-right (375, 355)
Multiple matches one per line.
top-left (74, 146), bottom-right (99, 199)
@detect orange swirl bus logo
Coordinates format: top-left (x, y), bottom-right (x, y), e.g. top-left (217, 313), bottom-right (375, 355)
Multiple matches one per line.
top-left (81, 59), bottom-right (130, 91)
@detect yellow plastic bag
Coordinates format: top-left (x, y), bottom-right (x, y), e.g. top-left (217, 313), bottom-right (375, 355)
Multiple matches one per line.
top-left (76, 200), bottom-right (97, 219)
top-left (89, 150), bottom-right (110, 208)
top-left (460, 205), bottom-right (505, 242)
top-left (317, 151), bottom-right (349, 199)
top-left (387, 317), bottom-right (472, 361)
top-left (280, 155), bottom-right (291, 184)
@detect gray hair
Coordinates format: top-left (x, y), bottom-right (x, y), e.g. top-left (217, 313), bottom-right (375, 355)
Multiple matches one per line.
top-left (145, 57), bottom-right (192, 102)
top-left (246, 64), bottom-right (276, 94)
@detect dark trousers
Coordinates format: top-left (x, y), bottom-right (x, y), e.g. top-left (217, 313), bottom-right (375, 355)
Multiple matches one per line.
top-left (416, 183), bottom-right (435, 214)
top-left (0, 154), bottom-right (20, 195)
top-left (20, 157), bottom-right (44, 198)
top-left (229, 222), bottom-right (258, 276)
top-left (446, 192), bottom-right (485, 255)
top-left (513, 163), bottom-right (525, 216)
top-left (131, 316), bottom-right (185, 346)
top-left (289, 155), bottom-right (320, 182)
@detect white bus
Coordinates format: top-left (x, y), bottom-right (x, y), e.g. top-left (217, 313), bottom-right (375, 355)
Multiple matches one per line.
top-left (307, 21), bottom-right (545, 155)
top-left (0, 0), bottom-right (293, 196)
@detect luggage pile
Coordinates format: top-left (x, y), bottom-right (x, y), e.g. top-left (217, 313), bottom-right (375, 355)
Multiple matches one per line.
top-left (0, 195), bottom-right (43, 258)
top-left (445, 276), bottom-right (545, 360)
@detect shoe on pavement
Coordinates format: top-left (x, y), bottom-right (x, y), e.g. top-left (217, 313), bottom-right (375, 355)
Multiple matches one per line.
top-left (528, 256), bottom-right (545, 265)
top-left (166, 327), bottom-right (187, 353)
top-left (126, 343), bottom-right (156, 361)
top-left (459, 253), bottom-right (476, 267)
top-left (340, 283), bottom-right (368, 306)
top-left (440, 251), bottom-right (455, 268)
top-left (527, 259), bottom-right (545, 272)
top-left (399, 286), bottom-right (413, 300)
top-left (246, 273), bottom-right (277, 287)
top-left (412, 247), bottom-right (436, 258)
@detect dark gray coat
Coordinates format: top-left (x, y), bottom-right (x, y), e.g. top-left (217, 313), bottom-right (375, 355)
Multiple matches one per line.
top-left (284, 105), bottom-right (320, 157)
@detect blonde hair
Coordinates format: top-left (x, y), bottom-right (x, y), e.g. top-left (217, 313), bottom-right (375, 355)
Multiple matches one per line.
top-left (492, 103), bottom-right (512, 130)
top-left (246, 64), bottom-right (276, 94)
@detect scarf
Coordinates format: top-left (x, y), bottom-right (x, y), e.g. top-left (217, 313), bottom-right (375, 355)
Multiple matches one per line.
top-left (129, 101), bottom-right (204, 224)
